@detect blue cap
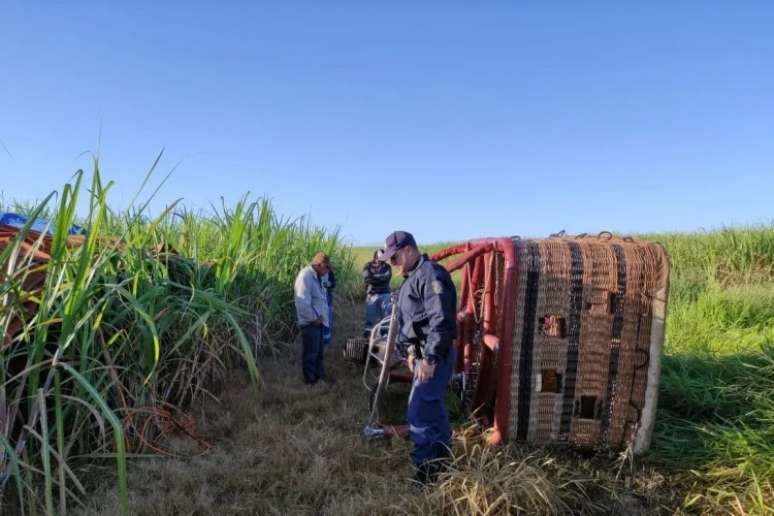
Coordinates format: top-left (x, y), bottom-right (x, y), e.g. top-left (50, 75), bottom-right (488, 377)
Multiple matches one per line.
top-left (378, 230), bottom-right (417, 261)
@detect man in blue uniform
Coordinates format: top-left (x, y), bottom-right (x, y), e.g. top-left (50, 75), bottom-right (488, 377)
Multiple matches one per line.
top-left (379, 231), bottom-right (457, 483)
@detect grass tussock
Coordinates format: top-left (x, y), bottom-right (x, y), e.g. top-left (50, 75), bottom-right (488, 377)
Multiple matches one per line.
top-left (650, 226), bottom-right (774, 514)
top-left (409, 428), bottom-right (606, 515)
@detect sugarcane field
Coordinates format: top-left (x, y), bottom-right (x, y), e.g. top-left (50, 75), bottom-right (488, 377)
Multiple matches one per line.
top-left (2, 4), bottom-right (774, 516)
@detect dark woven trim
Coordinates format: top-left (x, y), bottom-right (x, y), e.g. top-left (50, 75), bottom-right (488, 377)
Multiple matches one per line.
top-left (601, 244), bottom-right (627, 438)
top-left (516, 242), bottom-right (540, 441)
top-left (559, 241), bottom-right (584, 438)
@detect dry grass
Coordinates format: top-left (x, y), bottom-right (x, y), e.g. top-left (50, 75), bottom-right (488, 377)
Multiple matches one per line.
top-left (77, 299), bottom-right (681, 516)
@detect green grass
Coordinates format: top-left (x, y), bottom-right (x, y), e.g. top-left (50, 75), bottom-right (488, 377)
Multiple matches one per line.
top-left (650, 227), bottom-right (774, 513)
top-left (0, 162), bottom-right (355, 515)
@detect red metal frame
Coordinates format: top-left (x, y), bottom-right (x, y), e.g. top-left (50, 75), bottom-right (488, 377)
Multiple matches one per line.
top-left (431, 237), bottom-right (518, 444)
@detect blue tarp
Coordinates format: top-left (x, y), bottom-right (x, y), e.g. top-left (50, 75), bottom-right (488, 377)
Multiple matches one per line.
top-left (0, 212), bottom-right (85, 236)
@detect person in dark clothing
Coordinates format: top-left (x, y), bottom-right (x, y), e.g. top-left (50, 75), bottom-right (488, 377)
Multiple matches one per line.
top-left (362, 251), bottom-right (392, 337)
top-left (378, 231), bottom-right (457, 483)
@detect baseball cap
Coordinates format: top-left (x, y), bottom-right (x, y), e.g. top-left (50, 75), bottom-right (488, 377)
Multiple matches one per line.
top-left (378, 230), bottom-right (416, 261)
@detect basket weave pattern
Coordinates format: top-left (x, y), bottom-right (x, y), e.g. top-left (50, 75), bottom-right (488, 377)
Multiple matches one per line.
top-left (506, 236), bottom-right (669, 450)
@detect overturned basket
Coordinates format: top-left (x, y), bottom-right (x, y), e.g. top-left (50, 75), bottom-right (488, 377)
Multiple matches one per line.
top-left (432, 233), bottom-right (669, 454)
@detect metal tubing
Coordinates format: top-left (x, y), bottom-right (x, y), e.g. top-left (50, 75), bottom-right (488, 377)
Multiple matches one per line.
top-left (444, 244), bottom-right (493, 274)
top-left (364, 303), bottom-right (399, 426)
top-left (489, 238), bottom-right (518, 444)
top-left (455, 244), bottom-right (471, 373)
top-left (432, 238), bottom-right (518, 444)
top-left (431, 243), bottom-right (475, 263)
top-left (483, 251), bottom-right (496, 335)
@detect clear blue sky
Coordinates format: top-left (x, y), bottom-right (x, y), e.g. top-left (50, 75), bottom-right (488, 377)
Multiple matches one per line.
top-left (1, 2), bottom-right (772, 245)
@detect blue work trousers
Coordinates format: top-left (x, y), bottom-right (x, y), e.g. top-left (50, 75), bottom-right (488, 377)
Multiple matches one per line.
top-left (407, 347), bottom-right (456, 468)
top-left (301, 323), bottom-right (325, 384)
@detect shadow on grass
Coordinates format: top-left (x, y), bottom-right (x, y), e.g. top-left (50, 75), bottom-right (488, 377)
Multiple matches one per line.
top-left (651, 348), bottom-right (773, 475)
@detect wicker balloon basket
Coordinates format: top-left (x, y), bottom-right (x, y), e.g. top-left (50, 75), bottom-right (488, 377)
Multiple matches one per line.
top-left (432, 233), bottom-right (669, 454)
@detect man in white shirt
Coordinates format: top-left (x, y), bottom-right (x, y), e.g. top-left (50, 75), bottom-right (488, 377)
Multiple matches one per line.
top-left (294, 252), bottom-right (331, 385)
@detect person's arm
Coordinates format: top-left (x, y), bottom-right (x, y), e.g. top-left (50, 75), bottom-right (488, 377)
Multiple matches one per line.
top-left (420, 272), bottom-right (456, 363)
top-left (363, 264), bottom-right (375, 285)
top-left (294, 269), bottom-right (322, 324)
top-left (395, 294), bottom-right (413, 362)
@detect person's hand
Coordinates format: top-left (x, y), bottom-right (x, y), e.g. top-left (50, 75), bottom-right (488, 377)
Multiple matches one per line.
top-left (314, 318), bottom-right (323, 326)
top-left (407, 354), bottom-right (415, 373)
top-left (417, 359), bottom-right (436, 383)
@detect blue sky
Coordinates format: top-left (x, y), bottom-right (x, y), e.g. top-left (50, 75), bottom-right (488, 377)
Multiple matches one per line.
top-left (1, 2), bottom-right (772, 245)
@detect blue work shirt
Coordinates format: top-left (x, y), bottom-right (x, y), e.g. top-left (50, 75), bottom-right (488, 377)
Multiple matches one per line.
top-left (396, 254), bottom-right (457, 362)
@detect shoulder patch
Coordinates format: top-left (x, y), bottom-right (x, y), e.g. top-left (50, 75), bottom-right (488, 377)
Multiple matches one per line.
top-left (431, 280), bottom-right (444, 295)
